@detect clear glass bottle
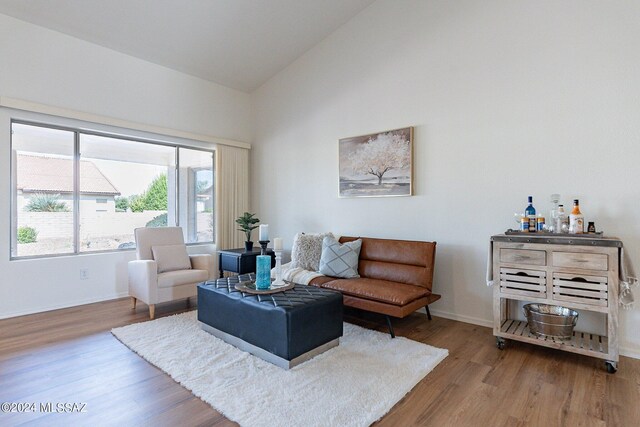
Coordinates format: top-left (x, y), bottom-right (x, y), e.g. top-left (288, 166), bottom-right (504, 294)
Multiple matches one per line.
top-left (549, 194), bottom-right (560, 233)
top-left (525, 196), bottom-right (536, 233)
top-left (556, 204), bottom-right (568, 233)
top-left (569, 199), bottom-right (584, 234)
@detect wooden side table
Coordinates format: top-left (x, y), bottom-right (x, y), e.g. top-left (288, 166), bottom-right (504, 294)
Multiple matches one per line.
top-left (218, 248), bottom-right (276, 278)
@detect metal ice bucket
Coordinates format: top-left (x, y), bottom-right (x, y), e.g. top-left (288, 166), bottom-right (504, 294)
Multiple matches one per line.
top-left (523, 303), bottom-right (578, 340)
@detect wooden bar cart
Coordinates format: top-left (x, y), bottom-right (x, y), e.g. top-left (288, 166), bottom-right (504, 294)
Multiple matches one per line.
top-left (491, 233), bottom-right (621, 373)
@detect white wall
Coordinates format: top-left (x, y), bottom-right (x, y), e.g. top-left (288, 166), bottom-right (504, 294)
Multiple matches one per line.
top-left (0, 14), bottom-right (252, 143)
top-left (252, 0), bottom-right (640, 357)
top-left (0, 14), bottom-right (251, 318)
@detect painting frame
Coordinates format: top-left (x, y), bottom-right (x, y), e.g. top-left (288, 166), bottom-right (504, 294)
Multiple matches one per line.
top-left (338, 126), bottom-right (413, 198)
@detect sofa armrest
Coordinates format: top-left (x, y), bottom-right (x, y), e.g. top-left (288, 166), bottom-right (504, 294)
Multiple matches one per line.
top-left (189, 254), bottom-right (214, 279)
top-left (128, 260), bottom-right (158, 304)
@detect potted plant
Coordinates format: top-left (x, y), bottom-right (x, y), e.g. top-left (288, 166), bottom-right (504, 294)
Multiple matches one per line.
top-left (236, 212), bottom-right (260, 252)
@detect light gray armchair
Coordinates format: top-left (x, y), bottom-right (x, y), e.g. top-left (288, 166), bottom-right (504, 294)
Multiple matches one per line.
top-left (128, 227), bottom-right (213, 319)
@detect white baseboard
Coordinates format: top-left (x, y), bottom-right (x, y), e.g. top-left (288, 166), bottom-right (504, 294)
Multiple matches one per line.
top-left (0, 291), bottom-right (130, 320)
top-left (620, 345), bottom-right (640, 359)
top-left (427, 308), bottom-right (493, 328)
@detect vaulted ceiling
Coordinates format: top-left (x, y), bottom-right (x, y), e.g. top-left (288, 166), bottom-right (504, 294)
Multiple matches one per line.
top-left (0, 0), bottom-right (376, 92)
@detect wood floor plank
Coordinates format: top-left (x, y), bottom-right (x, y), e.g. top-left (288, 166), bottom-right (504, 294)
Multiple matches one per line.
top-left (0, 297), bottom-right (638, 426)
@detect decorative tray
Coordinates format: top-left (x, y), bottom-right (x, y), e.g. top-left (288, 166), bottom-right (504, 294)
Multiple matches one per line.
top-left (235, 279), bottom-right (295, 295)
top-left (505, 229), bottom-right (604, 237)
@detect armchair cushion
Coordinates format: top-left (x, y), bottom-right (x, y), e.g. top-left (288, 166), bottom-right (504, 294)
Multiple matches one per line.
top-left (158, 269), bottom-right (209, 288)
top-left (152, 244), bottom-right (192, 273)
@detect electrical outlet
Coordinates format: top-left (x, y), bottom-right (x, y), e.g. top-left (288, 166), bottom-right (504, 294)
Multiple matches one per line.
top-left (80, 268), bottom-right (89, 280)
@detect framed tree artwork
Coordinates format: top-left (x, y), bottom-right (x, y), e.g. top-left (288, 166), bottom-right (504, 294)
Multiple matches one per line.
top-left (338, 127), bottom-right (413, 198)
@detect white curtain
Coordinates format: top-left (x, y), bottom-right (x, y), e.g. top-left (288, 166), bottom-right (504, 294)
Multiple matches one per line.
top-left (215, 144), bottom-right (250, 251)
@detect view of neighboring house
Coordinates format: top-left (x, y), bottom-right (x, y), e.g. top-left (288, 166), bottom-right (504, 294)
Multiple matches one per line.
top-left (16, 154), bottom-right (121, 212)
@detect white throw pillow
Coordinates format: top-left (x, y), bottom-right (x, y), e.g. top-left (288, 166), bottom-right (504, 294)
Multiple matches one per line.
top-left (290, 232), bottom-right (334, 272)
top-left (152, 244), bottom-right (192, 273)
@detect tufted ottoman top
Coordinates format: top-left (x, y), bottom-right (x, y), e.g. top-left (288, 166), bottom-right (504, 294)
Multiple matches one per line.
top-left (203, 274), bottom-right (342, 310)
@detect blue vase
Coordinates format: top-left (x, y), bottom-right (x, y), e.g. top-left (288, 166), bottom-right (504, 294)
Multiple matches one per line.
top-left (256, 255), bottom-right (271, 290)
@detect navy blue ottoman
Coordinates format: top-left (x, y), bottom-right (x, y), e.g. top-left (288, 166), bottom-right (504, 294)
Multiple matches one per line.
top-left (198, 274), bottom-right (343, 369)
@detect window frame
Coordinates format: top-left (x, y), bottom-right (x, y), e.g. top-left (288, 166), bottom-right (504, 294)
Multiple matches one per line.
top-left (10, 118), bottom-right (215, 260)
top-left (177, 146), bottom-right (216, 245)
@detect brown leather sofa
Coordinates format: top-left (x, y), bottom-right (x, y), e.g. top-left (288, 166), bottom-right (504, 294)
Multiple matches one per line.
top-left (308, 236), bottom-right (439, 337)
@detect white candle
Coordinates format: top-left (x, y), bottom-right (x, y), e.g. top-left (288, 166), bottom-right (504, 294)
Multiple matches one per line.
top-left (259, 224), bottom-right (269, 241)
top-left (273, 237), bottom-right (283, 250)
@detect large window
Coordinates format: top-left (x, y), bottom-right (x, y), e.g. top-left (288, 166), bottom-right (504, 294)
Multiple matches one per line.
top-left (10, 121), bottom-right (215, 258)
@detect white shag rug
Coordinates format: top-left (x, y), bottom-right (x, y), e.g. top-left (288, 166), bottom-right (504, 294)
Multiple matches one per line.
top-left (112, 311), bottom-right (448, 427)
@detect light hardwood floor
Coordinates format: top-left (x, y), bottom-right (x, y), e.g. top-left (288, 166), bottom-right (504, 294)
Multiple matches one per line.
top-left (0, 298), bottom-right (638, 426)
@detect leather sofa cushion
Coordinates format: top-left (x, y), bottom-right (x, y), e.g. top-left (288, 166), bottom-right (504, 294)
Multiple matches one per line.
top-left (340, 236), bottom-right (433, 267)
top-left (320, 278), bottom-right (428, 306)
top-left (158, 269), bottom-right (209, 288)
top-left (357, 260), bottom-right (431, 290)
top-left (308, 276), bottom-right (336, 287)
top-left (340, 236), bottom-right (436, 290)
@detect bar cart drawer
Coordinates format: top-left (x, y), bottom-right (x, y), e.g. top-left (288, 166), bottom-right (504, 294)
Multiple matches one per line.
top-left (552, 251), bottom-right (608, 271)
top-left (500, 248), bottom-right (546, 266)
top-left (499, 268), bottom-right (546, 298)
top-left (552, 273), bottom-right (608, 307)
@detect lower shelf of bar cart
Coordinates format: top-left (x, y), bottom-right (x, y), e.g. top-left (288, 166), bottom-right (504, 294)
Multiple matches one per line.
top-left (497, 318), bottom-right (609, 359)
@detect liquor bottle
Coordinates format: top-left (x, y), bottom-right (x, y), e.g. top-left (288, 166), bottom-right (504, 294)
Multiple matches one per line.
top-left (556, 204), bottom-right (568, 233)
top-left (525, 196), bottom-right (536, 233)
top-left (569, 199), bottom-right (584, 234)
